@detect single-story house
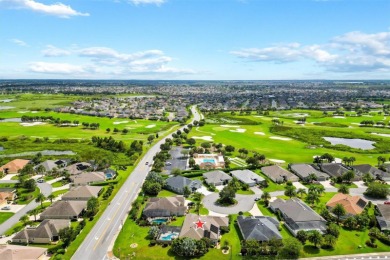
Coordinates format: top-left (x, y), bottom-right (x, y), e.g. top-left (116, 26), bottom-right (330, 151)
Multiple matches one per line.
top-left (143, 196), bottom-right (186, 219)
top-left (62, 185), bottom-right (102, 201)
top-left (237, 216), bottom-right (282, 242)
top-left (289, 163), bottom-right (329, 181)
top-left (179, 214), bottom-right (229, 243)
top-left (0, 159), bottom-right (30, 174)
top-left (69, 172), bottom-right (106, 186)
top-left (270, 198), bottom-right (327, 236)
top-left (165, 176), bottom-right (202, 194)
top-left (231, 169), bottom-right (265, 187)
top-left (380, 164), bottom-right (390, 181)
top-left (203, 170), bottom-right (232, 186)
top-left (193, 153), bottom-right (225, 169)
top-left (34, 160), bottom-right (67, 173)
top-left (0, 244), bottom-right (47, 260)
top-left (12, 219), bottom-right (69, 244)
top-left (352, 164), bottom-right (390, 181)
top-left (261, 165), bottom-right (299, 183)
top-left (318, 163), bottom-right (349, 178)
top-left (376, 204), bottom-right (390, 231)
top-left (65, 162), bottom-right (91, 175)
top-left (40, 200), bottom-right (87, 220)
top-left (326, 193), bottom-right (367, 216)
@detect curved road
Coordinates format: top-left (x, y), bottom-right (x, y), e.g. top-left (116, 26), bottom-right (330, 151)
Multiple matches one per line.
top-left (0, 182), bottom-right (52, 235)
top-left (72, 106), bottom-right (201, 260)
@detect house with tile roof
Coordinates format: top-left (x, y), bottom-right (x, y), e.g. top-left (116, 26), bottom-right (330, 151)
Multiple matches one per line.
top-left (326, 193), bottom-right (367, 216)
top-left (0, 245), bottom-right (47, 260)
top-left (237, 216), bottom-right (282, 242)
top-left (0, 159), bottom-right (30, 174)
top-left (12, 219), bottom-right (69, 244)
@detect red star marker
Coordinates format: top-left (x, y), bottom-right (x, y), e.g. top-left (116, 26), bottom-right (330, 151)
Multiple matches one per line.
top-left (194, 219), bottom-right (205, 229)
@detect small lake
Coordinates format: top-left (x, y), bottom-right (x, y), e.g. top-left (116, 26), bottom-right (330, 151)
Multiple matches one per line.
top-left (323, 137), bottom-right (375, 150)
top-left (0, 118), bottom-right (21, 123)
top-left (0, 99), bottom-right (14, 103)
top-left (0, 150), bottom-right (75, 158)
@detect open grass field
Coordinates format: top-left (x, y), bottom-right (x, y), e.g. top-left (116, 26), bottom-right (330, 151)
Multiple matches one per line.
top-left (0, 212), bottom-right (14, 224)
top-left (189, 110), bottom-right (390, 166)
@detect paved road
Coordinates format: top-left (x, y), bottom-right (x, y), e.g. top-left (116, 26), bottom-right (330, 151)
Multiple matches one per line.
top-left (0, 182), bottom-right (52, 235)
top-left (72, 106), bottom-right (201, 260)
top-left (304, 252), bottom-right (390, 260)
top-left (203, 193), bottom-right (257, 214)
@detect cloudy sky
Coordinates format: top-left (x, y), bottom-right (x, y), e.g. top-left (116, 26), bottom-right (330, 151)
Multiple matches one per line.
top-left (1, 0), bottom-right (390, 80)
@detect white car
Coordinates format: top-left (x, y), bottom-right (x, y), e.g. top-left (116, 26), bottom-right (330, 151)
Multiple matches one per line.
top-left (1, 206), bottom-right (11, 210)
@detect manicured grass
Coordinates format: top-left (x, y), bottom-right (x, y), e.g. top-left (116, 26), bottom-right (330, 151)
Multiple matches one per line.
top-left (236, 189), bottom-right (255, 195)
top-left (333, 182), bottom-right (358, 188)
top-left (301, 227), bottom-right (390, 257)
top-left (255, 170), bottom-right (286, 192)
top-left (257, 201), bottom-right (275, 217)
top-left (52, 189), bottom-right (69, 198)
top-left (5, 221), bottom-right (25, 236)
top-left (17, 187), bottom-right (40, 205)
top-left (51, 181), bottom-right (65, 188)
top-left (0, 212), bottom-right (14, 224)
top-left (157, 189), bottom-right (178, 197)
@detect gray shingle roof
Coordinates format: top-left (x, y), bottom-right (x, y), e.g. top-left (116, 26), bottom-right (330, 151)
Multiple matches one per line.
top-left (203, 170), bottom-right (232, 185)
top-left (166, 176), bottom-right (202, 191)
top-left (231, 169), bottom-right (264, 184)
top-left (319, 163), bottom-right (349, 177)
top-left (40, 201), bottom-right (87, 219)
top-left (62, 185), bottom-right (102, 200)
top-left (179, 214), bottom-right (229, 241)
top-left (143, 196), bottom-right (186, 218)
top-left (289, 164), bottom-right (329, 179)
top-left (261, 165), bottom-right (299, 182)
top-left (13, 219), bottom-right (69, 241)
top-left (70, 172), bottom-right (105, 185)
top-left (237, 216), bottom-right (282, 241)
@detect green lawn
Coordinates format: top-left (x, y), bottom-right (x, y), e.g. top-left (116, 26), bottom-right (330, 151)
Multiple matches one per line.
top-left (255, 170), bottom-right (286, 192)
top-left (52, 189), bottom-right (69, 198)
top-left (157, 189), bottom-right (178, 197)
top-left (51, 181), bottom-right (65, 188)
top-left (333, 182), bottom-right (358, 188)
top-left (236, 189), bottom-right (255, 195)
top-left (0, 212), bottom-right (14, 224)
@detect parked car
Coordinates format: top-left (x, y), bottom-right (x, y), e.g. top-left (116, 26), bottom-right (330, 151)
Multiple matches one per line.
top-left (1, 206), bottom-right (11, 210)
top-left (145, 162), bottom-right (149, 165)
top-left (384, 201), bottom-right (390, 205)
top-left (37, 179), bottom-right (44, 183)
top-left (166, 162), bottom-right (172, 166)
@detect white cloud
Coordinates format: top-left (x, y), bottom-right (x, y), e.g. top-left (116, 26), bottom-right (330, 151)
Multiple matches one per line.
top-left (231, 29), bottom-right (390, 73)
top-left (29, 62), bottom-right (86, 74)
top-left (30, 45), bottom-right (195, 77)
top-left (1, 0), bottom-right (89, 18)
top-left (10, 38), bottom-right (28, 47)
top-left (42, 45), bottom-right (71, 57)
top-left (129, 0), bottom-right (166, 5)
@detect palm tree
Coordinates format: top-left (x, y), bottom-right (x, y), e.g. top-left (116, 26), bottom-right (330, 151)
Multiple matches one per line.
top-left (261, 191), bottom-right (271, 205)
top-left (36, 165), bottom-right (46, 175)
top-left (332, 203), bottom-right (346, 224)
top-left (315, 185), bottom-right (325, 196)
top-left (338, 184), bottom-right (349, 194)
top-left (35, 193), bottom-right (46, 208)
top-left (47, 194), bottom-right (55, 204)
top-left (29, 208), bottom-right (39, 222)
top-left (306, 191), bottom-right (320, 206)
top-left (349, 157), bottom-right (356, 166)
top-left (284, 185), bottom-right (297, 198)
top-left (192, 192), bottom-right (204, 215)
top-left (297, 188), bottom-right (307, 198)
top-left (19, 215), bottom-right (29, 225)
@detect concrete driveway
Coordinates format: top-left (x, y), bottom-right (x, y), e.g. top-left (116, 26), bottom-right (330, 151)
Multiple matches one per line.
top-left (0, 174), bottom-right (17, 181)
top-left (248, 203), bottom-right (263, 216)
top-left (0, 204), bottom-right (25, 213)
top-left (197, 186), bottom-right (212, 196)
top-left (203, 193), bottom-right (256, 214)
top-left (320, 180), bottom-right (338, 192)
top-left (292, 182), bottom-right (308, 191)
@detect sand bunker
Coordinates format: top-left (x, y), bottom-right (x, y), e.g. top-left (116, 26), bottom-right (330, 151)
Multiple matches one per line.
top-left (145, 124), bottom-right (156, 128)
top-left (254, 132), bottom-right (265, 135)
top-left (220, 125), bottom-right (240, 128)
top-left (333, 116), bottom-right (346, 119)
top-left (230, 129), bottom-right (246, 133)
top-left (269, 159), bottom-right (286, 163)
top-left (372, 133), bottom-right (390, 138)
top-left (269, 136), bottom-right (292, 141)
top-left (254, 116), bottom-right (264, 118)
top-left (17, 111), bottom-right (29, 113)
top-left (31, 111), bottom-right (38, 113)
top-left (20, 122), bottom-right (46, 127)
top-left (193, 136), bottom-right (213, 141)
top-left (113, 121), bottom-right (129, 125)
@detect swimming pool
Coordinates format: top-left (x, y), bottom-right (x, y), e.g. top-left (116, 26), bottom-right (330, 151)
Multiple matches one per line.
top-left (203, 158), bottom-right (215, 163)
top-left (152, 218), bottom-right (168, 224)
top-left (159, 232), bottom-right (179, 241)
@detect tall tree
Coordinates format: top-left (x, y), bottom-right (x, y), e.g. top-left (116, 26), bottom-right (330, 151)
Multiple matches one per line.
top-left (308, 230), bottom-right (323, 248)
top-left (332, 203), bottom-right (346, 224)
top-left (35, 193), bottom-right (46, 208)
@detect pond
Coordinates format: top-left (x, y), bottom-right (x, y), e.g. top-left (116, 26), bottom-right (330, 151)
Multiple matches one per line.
top-left (323, 137), bottom-right (375, 150)
top-left (0, 118), bottom-right (21, 123)
top-left (0, 150), bottom-right (75, 158)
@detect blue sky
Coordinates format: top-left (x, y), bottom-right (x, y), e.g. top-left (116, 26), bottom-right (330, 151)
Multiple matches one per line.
top-left (1, 0), bottom-right (390, 80)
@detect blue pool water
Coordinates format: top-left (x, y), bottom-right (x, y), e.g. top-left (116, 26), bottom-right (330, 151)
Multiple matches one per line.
top-left (105, 173), bottom-right (113, 178)
top-left (152, 218), bottom-right (168, 224)
top-left (160, 232), bottom-right (178, 241)
top-left (203, 159), bottom-right (215, 163)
